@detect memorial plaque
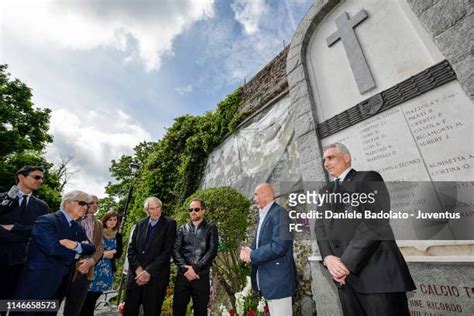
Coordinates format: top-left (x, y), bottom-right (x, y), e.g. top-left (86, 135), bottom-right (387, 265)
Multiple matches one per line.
top-left (407, 262), bottom-right (474, 315)
top-left (321, 81), bottom-right (473, 241)
top-left (321, 82), bottom-right (473, 182)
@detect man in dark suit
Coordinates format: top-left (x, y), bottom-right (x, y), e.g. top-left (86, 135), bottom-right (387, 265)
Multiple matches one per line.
top-left (15, 190), bottom-right (96, 314)
top-left (124, 196), bottom-right (177, 316)
top-left (0, 165), bottom-right (49, 301)
top-left (240, 183), bottom-right (298, 316)
top-left (314, 143), bottom-right (415, 316)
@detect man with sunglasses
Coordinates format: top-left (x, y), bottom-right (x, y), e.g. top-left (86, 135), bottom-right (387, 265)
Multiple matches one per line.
top-left (0, 165), bottom-right (49, 302)
top-left (15, 190), bottom-right (96, 314)
top-left (64, 195), bottom-right (104, 316)
top-left (172, 199), bottom-right (218, 316)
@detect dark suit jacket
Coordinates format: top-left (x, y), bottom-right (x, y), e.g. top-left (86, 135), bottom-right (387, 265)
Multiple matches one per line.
top-left (127, 215), bottom-right (177, 289)
top-left (314, 169), bottom-right (416, 294)
top-left (0, 193), bottom-right (49, 265)
top-left (250, 202), bottom-right (298, 300)
top-left (15, 210), bottom-right (95, 300)
top-left (111, 232), bottom-right (123, 273)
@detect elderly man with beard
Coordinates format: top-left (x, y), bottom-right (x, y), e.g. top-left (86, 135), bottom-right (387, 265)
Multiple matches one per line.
top-left (15, 190), bottom-right (96, 315)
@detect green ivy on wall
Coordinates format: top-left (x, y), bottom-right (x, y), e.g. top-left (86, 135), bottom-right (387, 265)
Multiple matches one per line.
top-left (103, 87), bottom-right (249, 244)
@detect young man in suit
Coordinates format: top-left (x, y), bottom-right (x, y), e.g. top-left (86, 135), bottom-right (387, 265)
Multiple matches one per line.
top-left (124, 197), bottom-right (177, 316)
top-left (314, 143), bottom-right (415, 316)
top-left (240, 183), bottom-right (298, 316)
top-left (15, 190), bottom-right (96, 314)
top-left (0, 165), bottom-right (49, 301)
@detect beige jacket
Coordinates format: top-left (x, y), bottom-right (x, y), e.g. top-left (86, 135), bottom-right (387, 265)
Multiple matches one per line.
top-left (74, 218), bottom-right (104, 281)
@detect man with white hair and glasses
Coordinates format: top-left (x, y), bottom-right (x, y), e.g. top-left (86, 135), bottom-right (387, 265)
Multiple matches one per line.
top-left (15, 190), bottom-right (96, 312)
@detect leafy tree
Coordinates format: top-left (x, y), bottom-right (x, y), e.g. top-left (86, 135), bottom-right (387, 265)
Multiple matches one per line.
top-left (0, 64), bottom-right (52, 157)
top-left (174, 187), bottom-right (251, 310)
top-left (0, 64), bottom-right (60, 209)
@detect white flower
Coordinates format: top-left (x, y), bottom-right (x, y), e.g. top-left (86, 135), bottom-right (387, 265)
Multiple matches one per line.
top-left (257, 297), bottom-right (266, 312)
top-left (219, 303), bottom-right (230, 316)
top-left (222, 309), bottom-right (230, 316)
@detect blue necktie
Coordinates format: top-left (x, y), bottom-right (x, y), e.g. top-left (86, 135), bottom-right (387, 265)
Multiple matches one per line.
top-left (145, 223), bottom-right (154, 245)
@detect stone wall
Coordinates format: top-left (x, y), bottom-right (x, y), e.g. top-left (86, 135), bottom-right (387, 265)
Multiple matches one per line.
top-left (407, 0), bottom-right (474, 98)
top-left (239, 46), bottom-right (289, 114)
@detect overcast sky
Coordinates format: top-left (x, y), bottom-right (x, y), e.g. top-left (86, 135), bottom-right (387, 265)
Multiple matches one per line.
top-left (0, 0), bottom-right (313, 197)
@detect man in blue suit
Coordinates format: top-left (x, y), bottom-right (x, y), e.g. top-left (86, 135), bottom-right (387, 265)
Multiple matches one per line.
top-left (240, 183), bottom-right (298, 316)
top-left (15, 190), bottom-right (96, 314)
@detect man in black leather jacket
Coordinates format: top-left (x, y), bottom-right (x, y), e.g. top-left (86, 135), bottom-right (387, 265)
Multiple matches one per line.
top-left (172, 198), bottom-right (218, 316)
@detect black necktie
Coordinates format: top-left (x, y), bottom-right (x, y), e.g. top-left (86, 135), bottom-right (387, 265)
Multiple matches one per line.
top-left (333, 178), bottom-right (340, 193)
top-left (70, 221), bottom-right (79, 240)
top-left (19, 197), bottom-right (28, 216)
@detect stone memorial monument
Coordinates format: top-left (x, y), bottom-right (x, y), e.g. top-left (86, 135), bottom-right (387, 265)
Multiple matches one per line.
top-left (201, 0), bottom-right (473, 314)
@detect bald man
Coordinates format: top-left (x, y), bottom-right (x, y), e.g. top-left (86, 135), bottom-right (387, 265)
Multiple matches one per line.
top-left (240, 183), bottom-right (298, 316)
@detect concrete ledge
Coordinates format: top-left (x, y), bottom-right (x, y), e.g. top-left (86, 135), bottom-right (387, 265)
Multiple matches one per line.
top-left (308, 255), bottom-right (474, 263)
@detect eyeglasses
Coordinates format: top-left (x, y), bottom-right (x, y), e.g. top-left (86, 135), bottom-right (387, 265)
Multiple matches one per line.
top-left (74, 200), bottom-right (89, 206)
top-left (30, 175), bottom-right (44, 180)
top-left (188, 207), bottom-right (202, 213)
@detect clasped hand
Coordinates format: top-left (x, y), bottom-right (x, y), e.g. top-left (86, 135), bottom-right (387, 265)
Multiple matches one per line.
top-left (239, 246), bottom-right (252, 263)
top-left (103, 249), bottom-right (117, 259)
top-left (135, 267), bottom-right (151, 286)
top-left (325, 255), bottom-right (350, 285)
top-left (184, 265), bottom-right (199, 281)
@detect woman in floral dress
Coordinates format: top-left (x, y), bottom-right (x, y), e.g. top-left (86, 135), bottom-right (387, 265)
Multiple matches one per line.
top-left (80, 211), bottom-right (123, 316)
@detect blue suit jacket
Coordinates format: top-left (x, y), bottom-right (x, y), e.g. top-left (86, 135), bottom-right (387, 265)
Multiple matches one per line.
top-left (250, 202), bottom-right (298, 299)
top-left (15, 210), bottom-right (95, 300)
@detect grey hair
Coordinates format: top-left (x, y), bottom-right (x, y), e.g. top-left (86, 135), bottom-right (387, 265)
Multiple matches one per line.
top-left (60, 190), bottom-right (89, 209)
top-left (324, 142), bottom-right (351, 155)
top-left (143, 196), bottom-right (162, 209)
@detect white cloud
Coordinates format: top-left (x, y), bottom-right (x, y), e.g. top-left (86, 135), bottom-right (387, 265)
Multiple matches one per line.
top-left (231, 0), bottom-right (268, 34)
top-left (1, 0), bottom-right (215, 71)
top-left (175, 84), bottom-right (193, 95)
top-left (46, 108), bottom-right (152, 197)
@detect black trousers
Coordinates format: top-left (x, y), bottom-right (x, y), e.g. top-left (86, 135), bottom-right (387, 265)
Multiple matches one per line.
top-left (64, 273), bottom-right (91, 316)
top-left (338, 284), bottom-right (410, 316)
top-left (124, 280), bottom-right (167, 316)
top-left (79, 291), bottom-right (102, 316)
top-left (0, 263), bottom-right (23, 316)
top-left (0, 262), bottom-right (23, 298)
top-left (172, 272), bottom-right (210, 316)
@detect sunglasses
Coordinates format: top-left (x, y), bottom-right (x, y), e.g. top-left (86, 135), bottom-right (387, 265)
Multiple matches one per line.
top-left (74, 200), bottom-right (89, 206)
top-left (30, 175), bottom-right (44, 180)
top-left (188, 207), bottom-right (202, 213)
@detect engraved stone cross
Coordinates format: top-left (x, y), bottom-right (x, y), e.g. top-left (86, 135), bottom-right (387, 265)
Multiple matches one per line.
top-left (327, 9), bottom-right (376, 94)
